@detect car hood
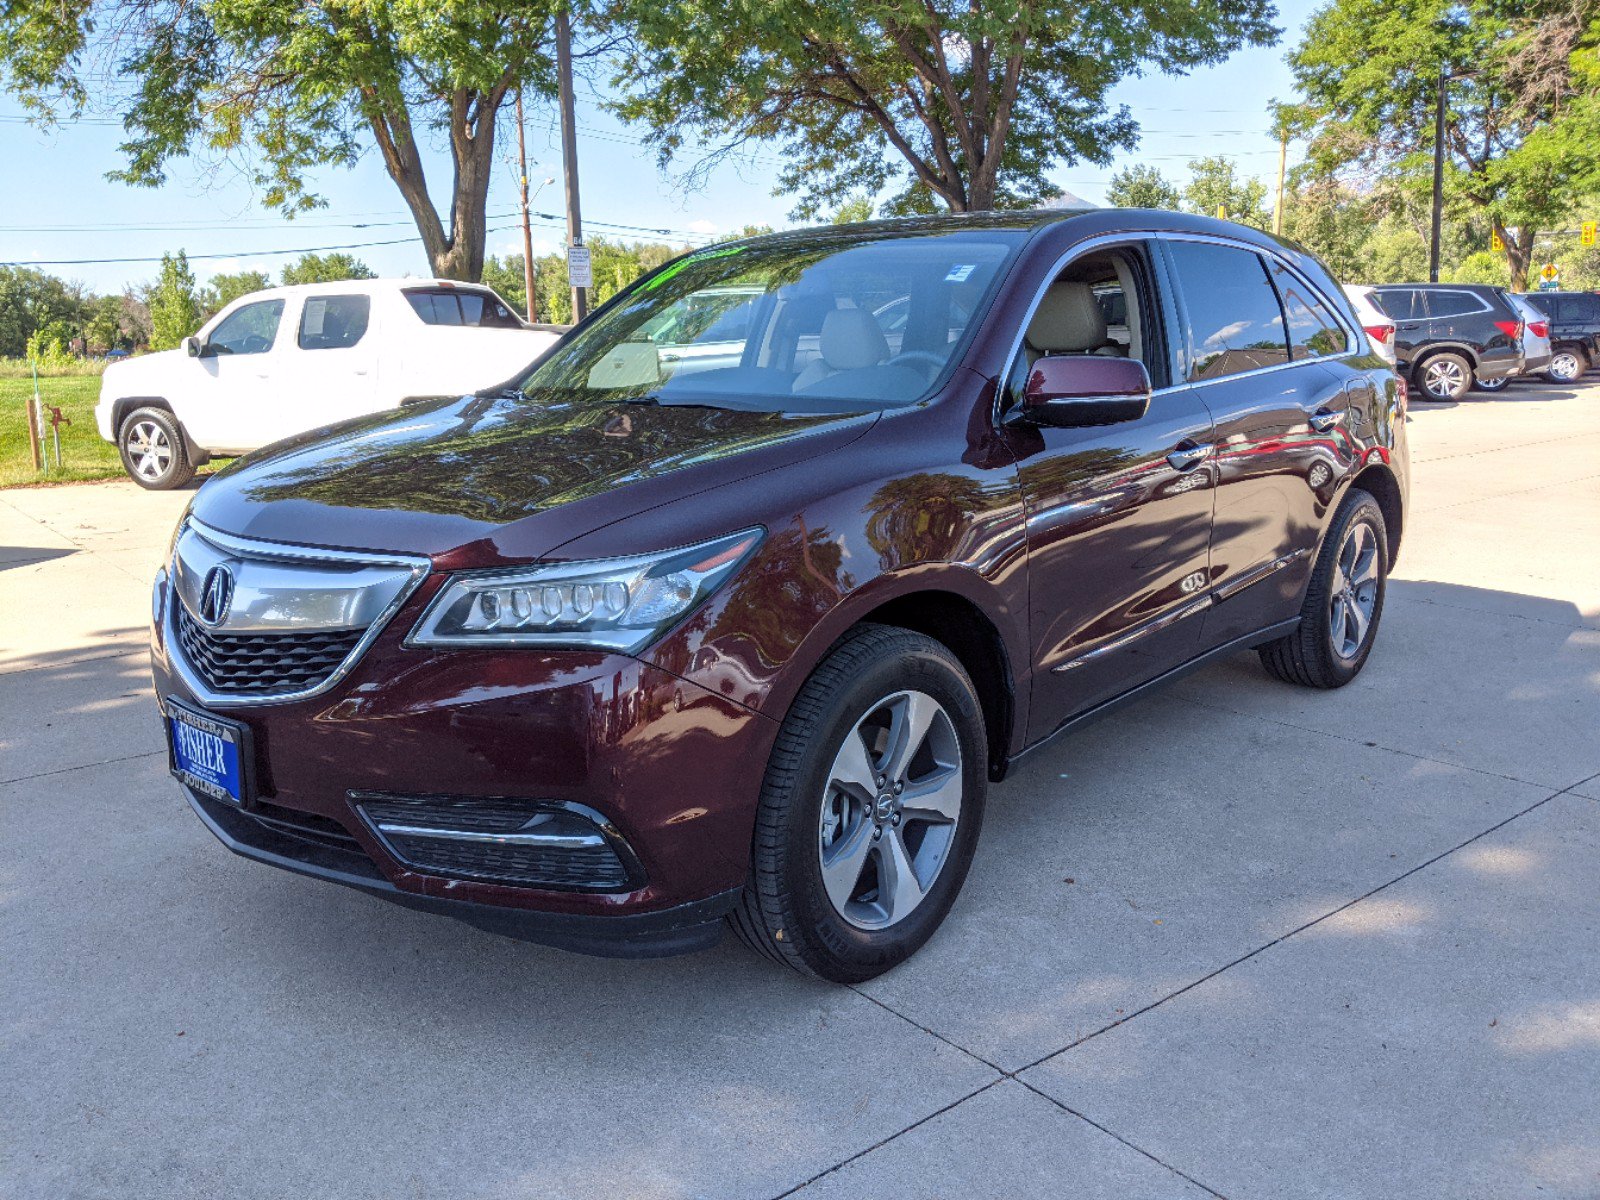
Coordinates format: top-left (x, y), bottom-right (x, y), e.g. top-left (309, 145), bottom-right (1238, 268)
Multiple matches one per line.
top-left (104, 348), bottom-right (183, 386)
top-left (189, 393), bottom-right (878, 565)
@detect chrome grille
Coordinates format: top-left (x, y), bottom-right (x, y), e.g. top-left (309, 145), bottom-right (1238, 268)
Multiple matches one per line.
top-left (175, 604), bottom-right (364, 696)
top-left (163, 519), bottom-right (430, 707)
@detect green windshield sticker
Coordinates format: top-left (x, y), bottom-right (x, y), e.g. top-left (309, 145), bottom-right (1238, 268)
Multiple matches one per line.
top-left (641, 244), bottom-right (747, 291)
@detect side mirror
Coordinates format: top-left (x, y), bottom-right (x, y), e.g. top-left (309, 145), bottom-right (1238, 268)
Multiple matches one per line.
top-left (1022, 356), bottom-right (1152, 427)
top-left (183, 336), bottom-right (203, 358)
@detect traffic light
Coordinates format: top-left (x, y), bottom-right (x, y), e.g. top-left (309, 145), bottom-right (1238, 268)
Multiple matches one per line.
top-left (1583, 221), bottom-right (1597, 247)
top-left (1490, 230), bottom-right (1504, 252)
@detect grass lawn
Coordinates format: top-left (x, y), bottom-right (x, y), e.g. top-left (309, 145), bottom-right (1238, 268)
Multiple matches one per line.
top-left (0, 375), bottom-right (123, 488)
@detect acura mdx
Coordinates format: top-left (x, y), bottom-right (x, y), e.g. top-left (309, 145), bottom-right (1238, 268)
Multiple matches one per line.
top-left (155, 210), bottom-right (1408, 982)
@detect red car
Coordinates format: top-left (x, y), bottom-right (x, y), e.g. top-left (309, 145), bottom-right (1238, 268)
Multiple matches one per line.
top-left (155, 210), bottom-right (1408, 982)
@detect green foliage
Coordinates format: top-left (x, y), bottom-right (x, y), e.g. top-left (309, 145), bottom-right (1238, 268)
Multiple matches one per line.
top-left (279, 253), bottom-right (375, 286)
top-left (0, 266), bottom-right (88, 359)
top-left (829, 197), bottom-right (876, 225)
top-left (148, 251), bottom-right (202, 350)
top-left (0, 0), bottom-right (563, 281)
top-left (1106, 164), bottom-right (1181, 210)
top-left (0, 376), bottom-right (119, 487)
top-left (1183, 155), bottom-right (1271, 229)
top-left (203, 271), bottom-right (272, 317)
top-left (1287, 0), bottom-right (1600, 289)
top-left (25, 327), bottom-right (76, 369)
top-left (1445, 250), bottom-right (1511, 287)
top-left (612, 0), bottom-right (1278, 217)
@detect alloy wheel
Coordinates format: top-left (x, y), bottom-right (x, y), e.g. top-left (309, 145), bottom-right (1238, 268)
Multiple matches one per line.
top-left (816, 689), bottom-right (962, 930)
top-left (1329, 520), bottom-right (1381, 660)
top-left (126, 420), bottom-right (173, 482)
top-left (1421, 358), bottom-right (1466, 399)
top-left (1549, 351), bottom-right (1582, 382)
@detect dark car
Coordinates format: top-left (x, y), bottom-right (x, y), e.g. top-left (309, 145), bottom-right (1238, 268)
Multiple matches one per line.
top-left (1519, 291), bottom-right (1600, 384)
top-left (1366, 283), bottom-right (1525, 401)
top-left (154, 211), bottom-right (1408, 982)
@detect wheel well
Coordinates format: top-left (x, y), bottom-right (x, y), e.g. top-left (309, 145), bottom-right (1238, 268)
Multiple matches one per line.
top-left (1351, 463), bottom-right (1404, 567)
top-left (112, 397), bottom-right (172, 437)
top-left (854, 590), bottom-right (1015, 781)
top-left (1411, 344), bottom-right (1477, 375)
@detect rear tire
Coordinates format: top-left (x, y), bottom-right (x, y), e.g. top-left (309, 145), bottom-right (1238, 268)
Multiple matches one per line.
top-left (118, 407), bottom-right (196, 490)
top-left (729, 624), bottom-right (987, 983)
top-left (1544, 348), bottom-right (1588, 384)
top-left (1473, 372), bottom-right (1511, 392)
top-left (1414, 352), bottom-right (1472, 401)
top-left (1258, 488), bottom-right (1388, 690)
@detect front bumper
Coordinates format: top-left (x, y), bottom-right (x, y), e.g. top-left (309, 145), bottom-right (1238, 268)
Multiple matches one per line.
top-left (154, 569), bottom-right (780, 956)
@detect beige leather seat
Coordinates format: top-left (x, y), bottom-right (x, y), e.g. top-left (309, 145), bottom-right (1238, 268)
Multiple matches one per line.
top-left (794, 308), bottom-right (890, 391)
top-left (1025, 281), bottom-right (1121, 369)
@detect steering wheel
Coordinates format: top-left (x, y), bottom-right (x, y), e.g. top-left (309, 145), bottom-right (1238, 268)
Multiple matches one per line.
top-left (884, 350), bottom-right (946, 381)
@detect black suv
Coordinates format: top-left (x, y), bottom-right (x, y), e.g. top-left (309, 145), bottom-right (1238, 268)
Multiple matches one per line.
top-left (1519, 291), bottom-right (1600, 384)
top-left (1367, 283), bottom-right (1525, 401)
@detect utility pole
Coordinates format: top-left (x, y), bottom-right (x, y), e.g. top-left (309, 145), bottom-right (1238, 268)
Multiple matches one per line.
top-left (1429, 63), bottom-right (1447, 283)
top-left (555, 7), bottom-right (587, 323)
top-left (515, 90), bottom-right (539, 324)
top-left (1272, 131), bottom-right (1288, 237)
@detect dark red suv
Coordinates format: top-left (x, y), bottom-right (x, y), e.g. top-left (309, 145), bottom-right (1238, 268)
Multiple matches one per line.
top-left (155, 210), bottom-right (1408, 982)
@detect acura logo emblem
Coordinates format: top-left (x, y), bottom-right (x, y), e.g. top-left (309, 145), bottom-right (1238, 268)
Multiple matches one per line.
top-left (198, 565), bottom-right (234, 626)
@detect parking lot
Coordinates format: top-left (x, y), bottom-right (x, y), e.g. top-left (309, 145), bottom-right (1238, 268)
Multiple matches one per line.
top-left (3, 377), bottom-right (1597, 1199)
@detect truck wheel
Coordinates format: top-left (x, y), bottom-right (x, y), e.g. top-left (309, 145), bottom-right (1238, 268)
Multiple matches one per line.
top-left (1545, 348), bottom-right (1588, 384)
top-left (119, 407), bottom-right (196, 490)
top-left (728, 624), bottom-right (987, 983)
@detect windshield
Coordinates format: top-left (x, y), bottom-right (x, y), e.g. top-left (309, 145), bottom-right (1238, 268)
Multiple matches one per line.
top-left (515, 230), bottom-right (1026, 413)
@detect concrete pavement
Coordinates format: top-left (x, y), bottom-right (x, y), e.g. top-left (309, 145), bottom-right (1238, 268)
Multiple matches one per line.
top-left (3, 379), bottom-right (1598, 1199)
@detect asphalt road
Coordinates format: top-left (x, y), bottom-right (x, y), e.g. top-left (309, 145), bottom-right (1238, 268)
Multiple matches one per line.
top-left (4, 376), bottom-right (1598, 1199)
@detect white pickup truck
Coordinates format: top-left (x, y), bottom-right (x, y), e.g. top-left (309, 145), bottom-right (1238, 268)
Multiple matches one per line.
top-left (96, 278), bottom-right (564, 489)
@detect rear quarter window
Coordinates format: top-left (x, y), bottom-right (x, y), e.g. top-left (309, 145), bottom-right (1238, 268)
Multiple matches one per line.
top-left (406, 288), bottom-right (523, 329)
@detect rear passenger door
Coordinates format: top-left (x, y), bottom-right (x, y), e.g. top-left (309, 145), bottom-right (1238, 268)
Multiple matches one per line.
top-left (1158, 237), bottom-right (1357, 648)
top-left (269, 293), bottom-right (381, 441)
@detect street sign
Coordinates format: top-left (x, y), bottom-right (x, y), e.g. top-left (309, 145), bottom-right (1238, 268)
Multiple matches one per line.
top-left (1490, 230), bottom-right (1504, 252)
top-left (1583, 221), bottom-right (1597, 247)
top-left (1541, 262), bottom-right (1560, 283)
top-left (566, 243), bottom-right (593, 289)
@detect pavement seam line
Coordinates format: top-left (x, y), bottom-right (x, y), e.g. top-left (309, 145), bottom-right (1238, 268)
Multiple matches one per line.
top-left (1386, 589), bottom-right (1600, 632)
top-left (0, 646), bottom-right (146, 677)
top-left (841, 989), bottom-right (1232, 1197)
top-left (1016, 1083), bottom-right (1229, 1199)
top-left (766, 1078), bottom-right (1005, 1199)
top-left (1410, 430), bottom-right (1600, 466)
top-left (1, 748), bottom-right (164, 788)
top-left (1014, 778), bottom-right (1583, 1078)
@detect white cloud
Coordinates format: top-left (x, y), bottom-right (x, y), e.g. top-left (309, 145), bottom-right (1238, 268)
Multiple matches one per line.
top-left (686, 219), bottom-right (719, 235)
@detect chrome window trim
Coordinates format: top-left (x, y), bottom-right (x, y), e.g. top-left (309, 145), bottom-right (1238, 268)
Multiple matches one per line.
top-left (992, 228), bottom-right (1364, 424)
top-left (164, 518), bottom-right (432, 709)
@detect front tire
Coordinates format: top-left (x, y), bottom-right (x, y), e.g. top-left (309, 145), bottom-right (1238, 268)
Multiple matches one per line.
top-left (1414, 352), bottom-right (1472, 401)
top-left (729, 625), bottom-right (987, 983)
top-left (1544, 348), bottom-right (1588, 384)
top-left (1258, 488), bottom-right (1389, 689)
top-left (118, 407), bottom-right (195, 490)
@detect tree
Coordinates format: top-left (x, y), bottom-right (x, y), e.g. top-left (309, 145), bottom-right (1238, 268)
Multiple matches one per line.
top-left (279, 254), bottom-right (376, 286)
top-left (0, 0), bottom-right (562, 281)
top-left (829, 197), bottom-right (877, 225)
top-left (84, 295), bottom-right (126, 351)
top-left (1106, 164), bottom-right (1181, 210)
top-left (1288, 0), bottom-right (1600, 290)
top-left (0, 266), bottom-right (89, 358)
top-left (1280, 179), bottom-right (1377, 279)
top-left (203, 271), bottom-right (272, 317)
top-left (483, 237), bottom-right (683, 323)
top-left (148, 251), bottom-right (201, 350)
top-left (1182, 155), bottom-right (1271, 228)
top-left (613, 0), bottom-right (1278, 217)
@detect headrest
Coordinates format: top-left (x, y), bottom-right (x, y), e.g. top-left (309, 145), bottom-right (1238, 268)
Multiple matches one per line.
top-left (820, 308), bottom-right (889, 370)
top-left (1027, 282), bottom-right (1107, 353)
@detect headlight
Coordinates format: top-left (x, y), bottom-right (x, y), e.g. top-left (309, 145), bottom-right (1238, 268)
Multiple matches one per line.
top-left (407, 528), bottom-right (763, 652)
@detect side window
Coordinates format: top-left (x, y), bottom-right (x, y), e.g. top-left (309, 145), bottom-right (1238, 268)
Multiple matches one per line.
top-left (1573, 295), bottom-right (1600, 322)
top-left (298, 295), bottom-right (371, 351)
top-left (207, 300), bottom-right (285, 356)
top-left (1165, 241), bottom-right (1289, 381)
top-left (1374, 290), bottom-right (1421, 320)
top-left (405, 289), bottom-right (523, 328)
top-left (1424, 291), bottom-right (1479, 319)
top-left (1270, 263), bottom-right (1348, 359)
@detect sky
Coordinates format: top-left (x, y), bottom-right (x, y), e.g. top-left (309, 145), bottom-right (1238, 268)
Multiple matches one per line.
top-left (0, 0), bottom-right (1318, 296)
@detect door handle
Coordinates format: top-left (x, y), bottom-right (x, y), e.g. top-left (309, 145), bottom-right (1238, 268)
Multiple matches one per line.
top-left (1166, 441), bottom-right (1212, 472)
top-left (660, 352), bottom-right (681, 363)
top-left (354, 369), bottom-right (368, 375)
top-left (1308, 408), bottom-right (1345, 433)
